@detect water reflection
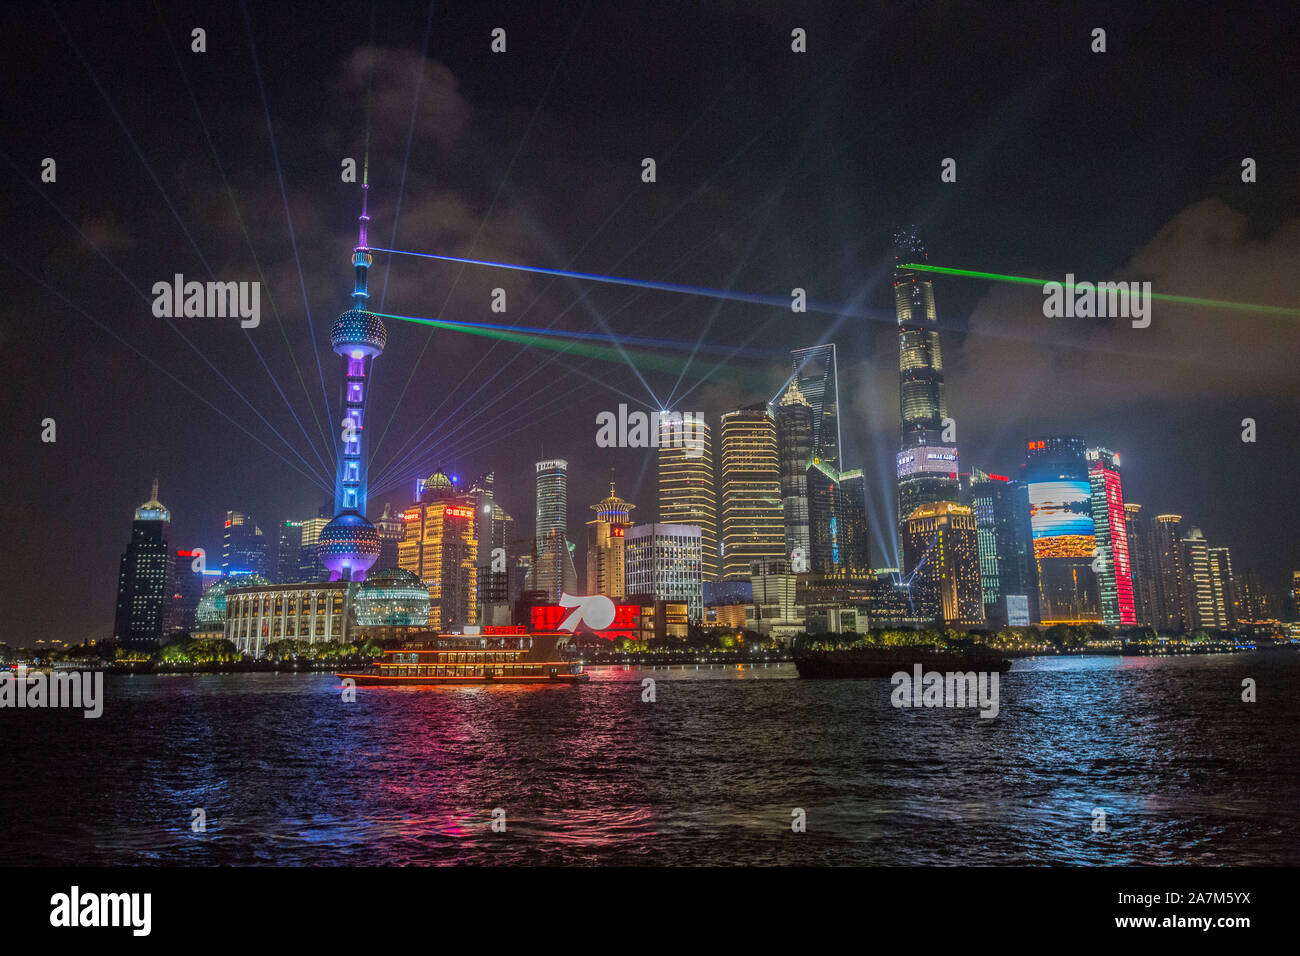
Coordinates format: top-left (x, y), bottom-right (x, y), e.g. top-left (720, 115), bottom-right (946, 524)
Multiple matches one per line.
top-left (5, 654), bottom-right (1298, 865)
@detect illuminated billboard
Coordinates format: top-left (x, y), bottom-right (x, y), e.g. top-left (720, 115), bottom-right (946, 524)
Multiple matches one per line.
top-left (1028, 480), bottom-right (1093, 539)
top-left (896, 446), bottom-right (959, 478)
top-left (530, 602), bottom-right (641, 641)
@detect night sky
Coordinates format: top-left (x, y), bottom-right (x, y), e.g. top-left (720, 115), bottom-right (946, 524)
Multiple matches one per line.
top-left (3, 1), bottom-right (1299, 645)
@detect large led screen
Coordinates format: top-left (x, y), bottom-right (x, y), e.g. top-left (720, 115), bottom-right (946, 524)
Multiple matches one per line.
top-left (1028, 480), bottom-right (1094, 539)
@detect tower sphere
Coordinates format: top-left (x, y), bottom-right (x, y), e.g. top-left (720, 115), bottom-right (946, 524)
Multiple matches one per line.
top-left (330, 308), bottom-right (387, 358)
top-left (317, 512), bottom-right (381, 581)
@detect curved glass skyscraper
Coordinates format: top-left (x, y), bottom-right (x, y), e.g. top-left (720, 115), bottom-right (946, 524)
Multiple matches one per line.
top-left (894, 229), bottom-right (959, 530)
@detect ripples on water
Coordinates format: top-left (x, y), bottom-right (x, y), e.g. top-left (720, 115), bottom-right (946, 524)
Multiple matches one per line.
top-left (5, 654), bottom-right (1298, 865)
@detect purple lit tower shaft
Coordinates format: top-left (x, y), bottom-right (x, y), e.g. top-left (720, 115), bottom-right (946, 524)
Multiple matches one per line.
top-left (318, 168), bottom-right (387, 582)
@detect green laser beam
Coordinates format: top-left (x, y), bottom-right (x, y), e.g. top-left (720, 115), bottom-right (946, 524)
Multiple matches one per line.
top-left (373, 312), bottom-right (774, 389)
top-left (899, 263), bottom-right (1300, 317)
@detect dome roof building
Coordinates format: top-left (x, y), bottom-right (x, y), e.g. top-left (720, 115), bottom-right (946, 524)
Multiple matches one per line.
top-left (195, 574), bottom-right (271, 630)
top-left (353, 567), bottom-right (431, 627)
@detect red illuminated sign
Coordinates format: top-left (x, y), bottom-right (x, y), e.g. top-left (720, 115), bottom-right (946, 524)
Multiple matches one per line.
top-left (611, 527), bottom-right (624, 537)
top-left (530, 603), bottom-right (639, 640)
top-left (444, 507), bottom-right (473, 519)
top-left (987, 474), bottom-right (1010, 482)
top-left (403, 510), bottom-right (421, 521)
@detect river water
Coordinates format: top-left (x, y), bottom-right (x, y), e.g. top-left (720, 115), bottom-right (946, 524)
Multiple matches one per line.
top-left (5, 653), bottom-right (1298, 865)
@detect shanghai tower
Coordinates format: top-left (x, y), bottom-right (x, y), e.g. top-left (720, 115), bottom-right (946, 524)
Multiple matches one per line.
top-left (316, 167), bottom-right (386, 582)
top-left (894, 228), bottom-right (959, 531)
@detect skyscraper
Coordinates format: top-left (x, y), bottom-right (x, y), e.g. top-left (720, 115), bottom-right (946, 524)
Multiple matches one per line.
top-left (1181, 526), bottom-right (1217, 630)
top-left (113, 479), bottom-right (175, 648)
top-left (398, 469), bottom-right (478, 630)
top-left (276, 520), bottom-right (304, 584)
top-left (316, 168), bottom-right (385, 582)
top-left (467, 472), bottom-right (518, 617)
top-left (1024, 436), bottom-right (1101, 624)
top-left (773, 382), bottom-right (813, 566)
top-left (894, 229), bottom-right (959, 529)
top-left (747, 557), bottom-right (805, 637)
top-left (533, 458), bottom-right (577, 601)
top-left (168, 548), bottom-right (209, 634)
top-left (586, 476), bottom-right (635, 599)
top-left (901, 501), bottom-right (984, 628)
top-left (1087, 448), bottom-right (1137, 627)
top-left (1207, 547), bottom-right (1236, 630)
top-left (658, 416), bottom-right (718, 581)
top-left (790, 344), bottom-right (841, 468)
top-left (222, 511), bottom-right (270, 578)
top-left (806, 462), bottom-right (870, 573)
top-left (297, 511), bottom-right (330, 582)
top-left (969, 469), bottom-right (1037, 628)
top-left (1234, 569), bottom-right (1272, 624)
top-left (1124, 503), bottom-right (1155, 627)
top-left (719, 405), bottom-right (784, 580)
top-left (1151, 514), bottom-right (1189, 632)
top-left (625, 523), bottom-right (704, 623)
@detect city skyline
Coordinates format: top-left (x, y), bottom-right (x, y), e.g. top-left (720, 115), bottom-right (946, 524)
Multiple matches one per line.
top-left (4, 2), bottom-right (1300, 645)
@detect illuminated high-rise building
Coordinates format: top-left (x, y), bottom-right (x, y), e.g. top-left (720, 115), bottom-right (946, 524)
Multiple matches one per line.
top-left (275, 520), bottom-right (303, 584)
top-left (625, 523), bottom-right (703, 623)
top-left (1151, 514), bottom-right (1189, 632)
top-left (222, 511), bottom-right (269, 578)
top-left (113, 479), bottom-right (175, 648)
top-left (659, 416), bottom-right (719, 581)
top-left (1124, 503), bottom-right (1155, 627)
top-left (747, 557), bottom-right (805, 638)
top-left (398, 469), bottom-right (478, 630)
top-left (1024, 436), bottom-right (1101, 623)
top-left (1087, 447), bottom-right (1137, 627)
top-left (969, 469), bottom-right (1036, 627)
top-left (894, 229), bottom-right (959, 529)
top-left (1180, 527), bottom-right (1218, 630)
top-left (532, 458), bottom-right (577, 601)
top-left (297, 511), bottom-right (330, 582)
top-left (901, 501), bottom-right (984, 628)
top-left (1207, 546), bottom-right (1236, 629)
top-left (586, 476), bottom-right (635, 599)
top-left (317, 169), bottom-right (385, 582)
top-left (806, 462), bottom-right (870, 573)
top-left (790, 344), bottom-right (841, 468)
top-left (719, 405), bottom-right (784, 580)
top-left (168, 547), bottom-right (210, 634)
top-left (1234, 569), bottom-right (1272, 624)
top-left (773, 382), bottom-right (813, 565)
top-left (467, 472), bottom-right (518, 616)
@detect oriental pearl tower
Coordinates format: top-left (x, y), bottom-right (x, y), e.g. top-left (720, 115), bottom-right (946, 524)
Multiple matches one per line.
top-left (316, 162), bottom-right (386, 581)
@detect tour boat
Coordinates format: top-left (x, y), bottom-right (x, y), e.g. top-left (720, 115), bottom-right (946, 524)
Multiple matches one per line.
top-left (337, 630), bottom-right (589, 685)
